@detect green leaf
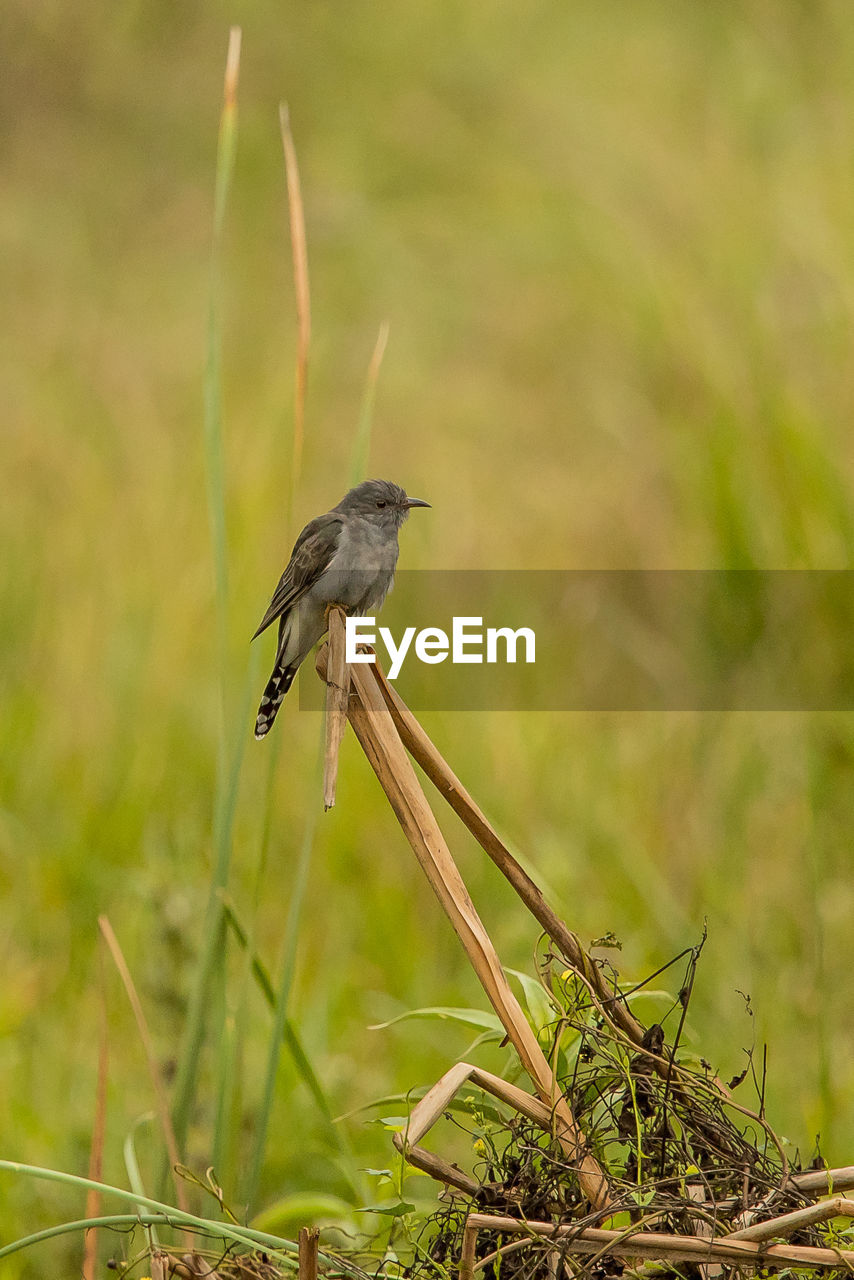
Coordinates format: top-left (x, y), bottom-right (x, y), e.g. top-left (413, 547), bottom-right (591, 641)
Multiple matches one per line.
top-left (360, 1201), bottom-right (415, 1217)
top-left (505, 968), bottom-right (557, 1031)
top-left (625, 988), bottom-right (676, 1006)
top-left (370, 1006), bottom-right (503, 1032)
top-left (458, 1029), bottom-right (506, 1059)
top-left (366, 1115), bottom-right (410, 1131)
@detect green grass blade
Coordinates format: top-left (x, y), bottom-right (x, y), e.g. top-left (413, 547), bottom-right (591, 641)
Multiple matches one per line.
top-left (171, 26), bottom-right (243, 1161)
top-left (212, 1007), bottom-right (238, 1179)
top-left (123, 1114), bottom-right (160, 1248)
top-left (244, 736), bottom-right (324, 1208)
top-left (221, 885), bottom-right (362, 1201)
top-left (220, 889), bottom-right (330, 1118)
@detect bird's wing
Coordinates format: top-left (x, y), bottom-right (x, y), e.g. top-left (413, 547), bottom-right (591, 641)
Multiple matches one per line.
top-left (251, 512), bottom-right (344, 641)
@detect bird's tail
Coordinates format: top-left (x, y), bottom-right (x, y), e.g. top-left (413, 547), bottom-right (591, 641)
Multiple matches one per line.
top-left (254, 659), bottom-right (297, 739)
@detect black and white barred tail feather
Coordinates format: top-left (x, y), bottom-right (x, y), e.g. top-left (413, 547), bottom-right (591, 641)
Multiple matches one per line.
top-left (254, 660), bottom-right (297, 739)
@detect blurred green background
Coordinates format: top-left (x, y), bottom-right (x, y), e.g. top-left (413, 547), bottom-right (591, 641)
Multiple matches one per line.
top-left (4, 0), bottom-right (854, 1269)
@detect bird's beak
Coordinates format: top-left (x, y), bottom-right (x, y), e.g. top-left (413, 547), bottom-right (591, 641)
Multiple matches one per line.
top-left (405, 497), bottom-right (431, 509)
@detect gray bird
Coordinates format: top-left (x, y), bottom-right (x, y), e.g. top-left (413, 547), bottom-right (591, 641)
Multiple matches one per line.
top-left (252, 478), bottom-right (430, 738)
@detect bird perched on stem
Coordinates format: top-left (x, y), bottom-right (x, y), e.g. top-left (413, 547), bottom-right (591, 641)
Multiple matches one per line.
top-left (252, 478), bottom-right (430, 738)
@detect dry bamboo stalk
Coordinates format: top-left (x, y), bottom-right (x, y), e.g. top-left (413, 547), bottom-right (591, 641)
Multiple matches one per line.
top-left (323, 606), bottom-right (350, 810)
top-left (709, 1165), bottom-right (854, 1216)
top-left (725, 1195), bottom-right (854, 1242)
top-left (461, 1213), bottom-right (853, 1270)
top-left (792, 1165), bottom-right (854, 1196)
top-left (299, 1226), bottom-right (319, 1280)
top-left (400, 1061), bottom-right (553, 1146)
top-left (367, 663), bottom-right (645, 1044)
top-left (401, 1141), bottom-right (480, 1196)
top-left (316, 645), bottom-right (610, 1210)
top-left (393, 1061), bottom-right (559, 1194)
top-left (400, 1061), bottom-right (476, 1143)
top-left (459, 1218), bottom-right (479, 1280)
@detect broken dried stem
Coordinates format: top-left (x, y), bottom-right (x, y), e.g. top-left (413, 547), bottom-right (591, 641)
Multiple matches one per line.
top-left (323, 606), bottom-right (350, 810)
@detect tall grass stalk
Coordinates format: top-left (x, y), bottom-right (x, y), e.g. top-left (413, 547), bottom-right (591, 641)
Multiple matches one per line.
top-left (123, 1115), bottom-right (160, 1249)
top-left (209, 653), bottom-right (259, 1190)
top-left (171, 25), bottom-right (243, 1161)
top-left (238, 98), bottom-right (357, 1211)
top-left (245, 740), bottom-right (325, 1209)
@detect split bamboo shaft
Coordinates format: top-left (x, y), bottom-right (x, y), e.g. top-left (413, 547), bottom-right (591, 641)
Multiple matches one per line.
top-left (725, 1195), bottom-right (854, 1242)
top-left (367, 663), bottom-right (645, 1043)
top-left (322, 606), bottom-right (350, 810)
top-left (316, 645), bottom-right (610, 1210)
top-left (461, 1214), bottom-right (851, 1272)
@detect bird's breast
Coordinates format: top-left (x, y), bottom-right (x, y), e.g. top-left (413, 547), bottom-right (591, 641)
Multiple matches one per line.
top-left (311, 520), bottom-right (399, 612)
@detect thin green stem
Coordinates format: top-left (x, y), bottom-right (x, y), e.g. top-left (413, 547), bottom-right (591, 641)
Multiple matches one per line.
top-left (0, 1162), bottom-right (297, 1263)
top-left (1, 1216), bottom-right (178, 1263)
top-left (245, 734), bottom-right (324, 1206)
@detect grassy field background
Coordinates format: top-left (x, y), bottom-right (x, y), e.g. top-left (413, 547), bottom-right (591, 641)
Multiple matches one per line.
top-left (4, 0), bottom-right (854, 1269)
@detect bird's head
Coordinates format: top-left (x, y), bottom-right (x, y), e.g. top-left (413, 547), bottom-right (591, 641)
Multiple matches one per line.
top-left (336, 479), bottom-right (430, 529)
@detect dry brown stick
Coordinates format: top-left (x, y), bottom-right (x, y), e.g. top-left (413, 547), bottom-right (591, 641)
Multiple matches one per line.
top-left (400, 1061), bottom-right (554, 1146)
top-left (317, 645), bottom-right (610, 1210)
top-left (402, 1141), bottom-right (480, 1196)
top-left (725, 1196), bottom-right (854, 1242)
top-left (299, 1226), bottom-right (319, 1280)
top-left (323, 606), bottom-right (350, 810)
top-left (393, 1060), bottom-right (559, 1194)
top-left (792, 1165), bottom-right (854, 1196)
top-left (459, 1218), bottom-right (479, 1280)
top-left (368, 663), bottom-right (645, 1043)
top-left (461, 1213), bottom-right (853, 1270)
top-left (476, 1212), bottom-right (669, 1279)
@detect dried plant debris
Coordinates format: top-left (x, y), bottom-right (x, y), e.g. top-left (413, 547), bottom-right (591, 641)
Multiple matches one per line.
top-left (411, 937), bottom-right (854, 1280)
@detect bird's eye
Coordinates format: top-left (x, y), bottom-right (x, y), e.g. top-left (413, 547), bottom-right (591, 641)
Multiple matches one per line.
top-left (376, 500), bottom-right (387, 509)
